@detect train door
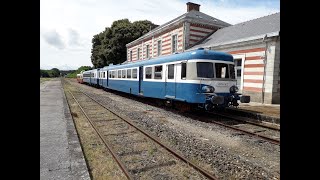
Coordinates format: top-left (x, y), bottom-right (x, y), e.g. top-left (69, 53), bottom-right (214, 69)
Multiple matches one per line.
top-left (96, 70), bottom-right (100, 85)
top-left (99, 71), bottom-right (103, 86)
top-left (139, 66), bottom-right (143, 94)
top-left (165, 64), bottom-right (176, 98)
top-left (106, 71), bottom-right (109, 87)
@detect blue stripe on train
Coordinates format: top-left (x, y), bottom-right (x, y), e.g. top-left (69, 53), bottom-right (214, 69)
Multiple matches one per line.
top-left (98, 79), bottom-right (232, 104)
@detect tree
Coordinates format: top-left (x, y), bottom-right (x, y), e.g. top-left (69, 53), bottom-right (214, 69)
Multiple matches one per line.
top-left (49, 68), bottom-right (60, 77)
top-left (40, 69), bottom-right (49, 77)
top-left (66, 66), bottom-right (92, 78)
top-left (91, 19), bottom-right (158, 68)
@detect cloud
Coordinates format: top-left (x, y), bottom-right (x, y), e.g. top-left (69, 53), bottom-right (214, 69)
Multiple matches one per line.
top-left (42, 30), bottom-right (65, 50)
top-left (40, 0), bottom-right (279, 69)
top-left (68, 28), bottom-right (81, 46)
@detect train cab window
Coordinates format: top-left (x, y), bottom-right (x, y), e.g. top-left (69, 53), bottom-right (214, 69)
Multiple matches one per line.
top-left (132, 69), bottom-right (137, 79)
top-left (145, 67), bottom-right (152, 79)
top-left (197, 62), bottom-right (214, 78)
top-left (103, 72), bottom-right (105, 78)
top-left (122, 70), bottom-right (126, 78)
top-left (215, 63), bottom-right (229, 78)
top-left (118, 70), bottom-right (121, 78)
top-left (154, 66), bottom-right (162, 79)
top-left (109, 71), bottom-right (112, 78)
top-left (168, 64), bottom-right (174, 79)
top-left (229, 64), bottom-right (235, 79)
top-left (127, 69), bottom-right (131, 78)
top-left (181, 63), bottom-right (186, 79)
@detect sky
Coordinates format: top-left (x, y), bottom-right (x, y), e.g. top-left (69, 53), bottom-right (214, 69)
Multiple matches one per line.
top-left (40, 0), bottom-right (280, 70)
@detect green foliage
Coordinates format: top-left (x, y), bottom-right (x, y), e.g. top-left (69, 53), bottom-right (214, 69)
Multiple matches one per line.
top-left (91, 19), bottom-right (158, 68)
top-left (66, 66), bottom-right (92, 78)
top-left (40, 69), bottom-right (49, 77)
top-left (40, 68), bottom-right (61, 78)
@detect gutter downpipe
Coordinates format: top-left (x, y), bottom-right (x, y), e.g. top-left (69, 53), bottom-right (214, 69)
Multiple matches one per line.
top-left (262, 34), bottom-right (268, 104)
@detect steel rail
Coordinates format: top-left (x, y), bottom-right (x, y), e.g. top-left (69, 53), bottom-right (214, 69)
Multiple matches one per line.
top-left (197, 113), bottom-right (280, 145)
top-left (67, 89), bottom-right (134, 180)
top-left (208, 111), bottom-right (280, 131)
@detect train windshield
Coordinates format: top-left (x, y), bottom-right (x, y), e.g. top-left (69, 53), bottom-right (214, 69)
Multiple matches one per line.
top-left (197, 62), bottom-right (236, 79)
top-left (215, 63), bottom-right (229, 78)
top-left (197, 62), bottom-right (214, 78)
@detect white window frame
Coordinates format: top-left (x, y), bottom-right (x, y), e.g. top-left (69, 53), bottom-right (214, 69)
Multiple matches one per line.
top-left (146, 44), bottom-right (150, 59)
top-left (232, 54), bottom-right (245, 92)
top-left (157, 40), bottom-right (162, 56)
top-left (171, 34), bottom-right (178, 54)
top-left (130, 50), bottom-right (132, 61)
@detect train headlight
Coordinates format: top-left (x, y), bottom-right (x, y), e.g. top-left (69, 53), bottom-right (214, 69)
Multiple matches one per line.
top-left (230, 85), bottom-right (239, 93)
top-left (202, 86), bottom-right (215, 93)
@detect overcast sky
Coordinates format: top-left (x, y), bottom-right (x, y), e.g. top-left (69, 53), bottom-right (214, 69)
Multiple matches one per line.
top-left (40, 0), bottom-right (280, 70)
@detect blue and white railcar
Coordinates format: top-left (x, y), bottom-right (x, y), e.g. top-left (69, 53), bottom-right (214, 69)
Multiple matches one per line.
top-left (82, 69), bottom-right (100, 86)
top-left (92, 48), bottom-right (249, 110)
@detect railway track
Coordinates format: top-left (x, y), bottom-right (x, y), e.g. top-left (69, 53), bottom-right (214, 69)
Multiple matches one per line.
top-left (63, 81), bottom-right (218, 179)
top-left (187, 111), bottom-right (280, 145)
top-left (66, 79), bottom-right (280, 146)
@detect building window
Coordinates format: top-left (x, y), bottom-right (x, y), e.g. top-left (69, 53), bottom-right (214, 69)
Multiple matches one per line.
top-left (137, 48), bottom-right (140, 60)
top-left (157, 40), bottom-right (161, 56)
top-left (168, 64), bottom-right (174, 79)
top-left (146, 45), bottom-right (149, 59)
top-left (127, 69), bottom-right (131, 78)
top-left (118, 70), bottom-right (121, 78)
top-left (181, 63), bottom-right (186, 79)
top-left (132, 69), bottom-right (137, 79)
top-left (130, 51), bottom-right (132, 61)
top-left (154, 65), bottom-right (162, 79)
top-left (234, 58), bottom-right (242, 88)
top-left (145, 67), bottom-right (152, 79)
top-left (172, 35), bottom-right (177, 53)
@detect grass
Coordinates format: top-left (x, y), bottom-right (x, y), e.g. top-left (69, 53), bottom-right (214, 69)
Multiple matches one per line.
top-left (40, 78), bottom-right (52, 84)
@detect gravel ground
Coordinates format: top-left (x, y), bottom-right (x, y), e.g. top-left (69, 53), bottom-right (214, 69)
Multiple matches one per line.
top-left (68, 79), bottom-right (280, 179)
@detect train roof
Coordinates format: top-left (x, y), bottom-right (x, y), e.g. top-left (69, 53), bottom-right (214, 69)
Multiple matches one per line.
top-left (102, 48), bottom-right (233, 70)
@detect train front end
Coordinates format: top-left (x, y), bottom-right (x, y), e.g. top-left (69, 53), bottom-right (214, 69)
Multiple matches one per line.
top-left (189, 48), bottom-right (250, 110)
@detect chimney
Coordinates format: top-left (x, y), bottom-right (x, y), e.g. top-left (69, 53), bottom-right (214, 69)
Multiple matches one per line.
top-left (187, 2), bottom-right (200, 12)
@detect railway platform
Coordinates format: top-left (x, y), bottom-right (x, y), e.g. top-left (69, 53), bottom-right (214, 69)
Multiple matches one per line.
top-left (40, 79), bottom-right (90, 180)
top-left (226, 102), bottom-right (280, 124)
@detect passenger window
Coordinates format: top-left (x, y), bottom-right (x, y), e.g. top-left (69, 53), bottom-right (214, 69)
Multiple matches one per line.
top-left (132, 69), bottom-right (137, 79)
top-left (145, 67), bottom-right (152, 79)
top-left (127, 69), bottom-right (131, 78)
top-left (118, 70), bottom-right (121, 78)
top-left (122, 70), bottom-right (126, 78)
top-left (154, 66), bottom-right (162, 79)
top-left (181, 63), bottom-right (186, 79)
top-left (168, 64), bottom-right (174, 79)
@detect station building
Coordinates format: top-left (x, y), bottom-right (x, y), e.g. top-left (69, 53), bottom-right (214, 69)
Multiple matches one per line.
top-left (125, 2), bottom-right (280, 104)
